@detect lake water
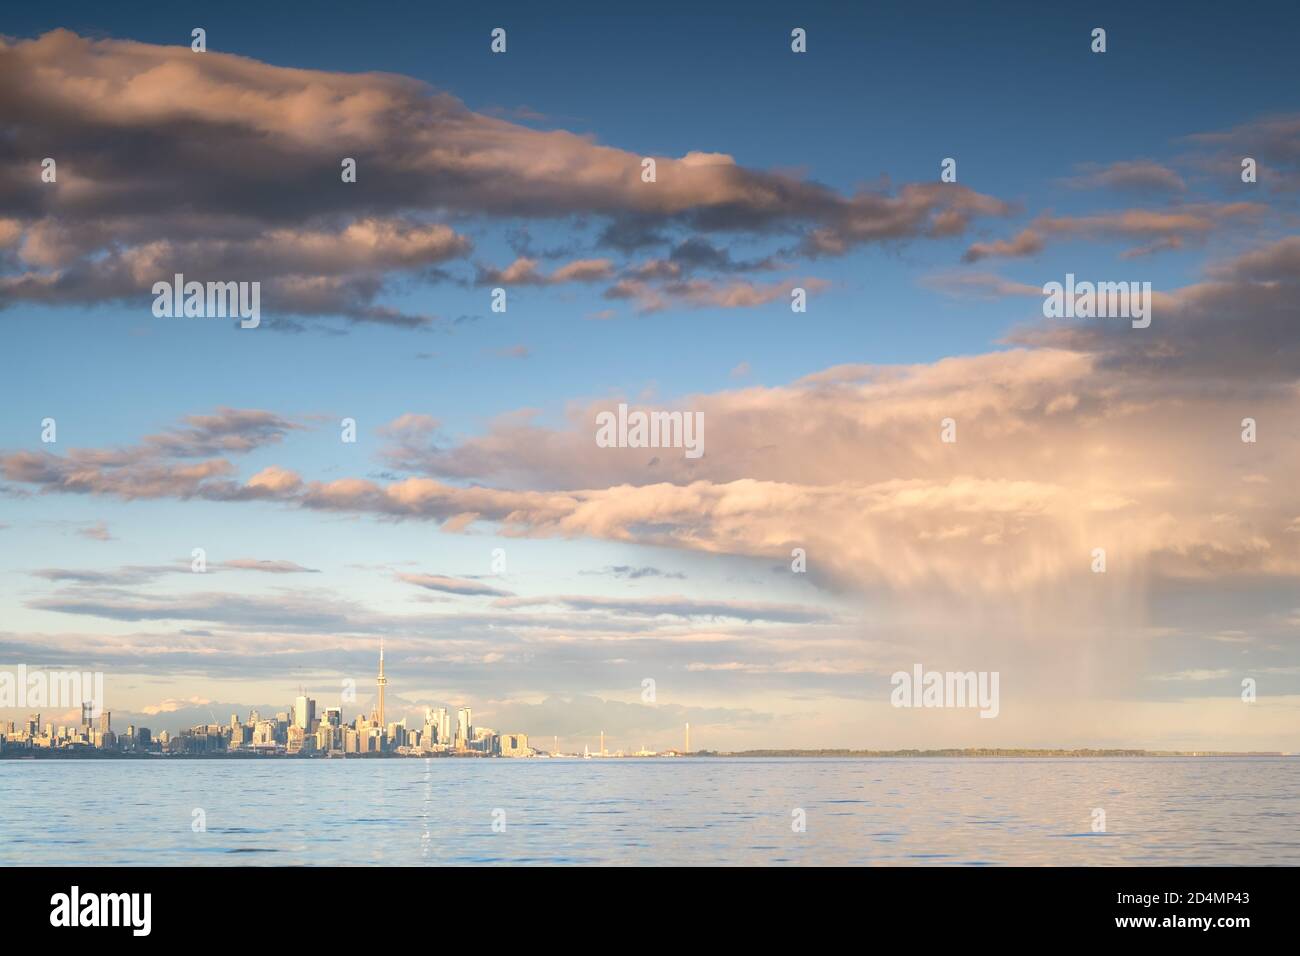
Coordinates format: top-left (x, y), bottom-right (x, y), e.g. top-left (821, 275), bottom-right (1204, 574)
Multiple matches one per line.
top-left (2, 757), bottom-right (1297, 866)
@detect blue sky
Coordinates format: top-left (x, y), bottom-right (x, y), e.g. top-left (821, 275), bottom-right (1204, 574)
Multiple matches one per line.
top-left (2, 1), bottom-right (1298, 750)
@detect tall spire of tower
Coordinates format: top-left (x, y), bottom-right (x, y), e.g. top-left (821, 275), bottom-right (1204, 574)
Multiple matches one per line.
top-left (376, 638), bottom-right (387, 729)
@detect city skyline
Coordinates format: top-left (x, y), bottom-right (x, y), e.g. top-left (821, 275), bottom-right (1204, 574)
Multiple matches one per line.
top-left (2, 1), bottom-right (1299, 754)
top-left (2, 644), bottom-right (704, 757)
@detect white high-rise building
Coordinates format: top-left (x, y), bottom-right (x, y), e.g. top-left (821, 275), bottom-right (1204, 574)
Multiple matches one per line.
top-left (456, 707), bottom-right (472, 749)
top-left (294, 695), bottom-right (315, 730)
top-left (435, 707), bottom-right (451, 746)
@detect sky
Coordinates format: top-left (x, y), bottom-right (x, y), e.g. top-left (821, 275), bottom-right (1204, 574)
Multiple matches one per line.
top-left (1, 0), bottom-right (1298, 752)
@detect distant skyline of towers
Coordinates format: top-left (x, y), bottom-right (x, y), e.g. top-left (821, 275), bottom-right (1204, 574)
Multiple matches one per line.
top-left (91, 640), bottom-right (693, 755)
top-left (7, 673), bottom-right (704, 756)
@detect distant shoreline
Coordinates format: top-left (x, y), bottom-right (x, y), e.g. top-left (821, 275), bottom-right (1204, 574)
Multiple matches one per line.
top-left (1, 747), bottom-right (1291, 760)
top-left (718, 748), bottom-right (1293, 758)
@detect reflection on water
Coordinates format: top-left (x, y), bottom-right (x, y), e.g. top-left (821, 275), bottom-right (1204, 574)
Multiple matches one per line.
top-left (2, 757), bottom-right (1297, 866)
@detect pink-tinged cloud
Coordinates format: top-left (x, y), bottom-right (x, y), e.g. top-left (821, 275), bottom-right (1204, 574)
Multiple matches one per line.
top-left (1063, 160), bottom-right (1187, 194)
top-left (605, 276), bottom-right (830, 313)
top-left (964, 203), bottom-right (1266, 261)
top-left (0, 30), bottom-right (1013, 327)
top-left (3, 239), bottom-right (1297, 596)
top-left (962, 229), bottom-right (1045, 263)
top-left (476, 257), bottom-right (616, 286)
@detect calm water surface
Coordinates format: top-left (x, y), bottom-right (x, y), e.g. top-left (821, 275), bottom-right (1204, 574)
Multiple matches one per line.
top-left (2, 757), bottom-right (1297, 865)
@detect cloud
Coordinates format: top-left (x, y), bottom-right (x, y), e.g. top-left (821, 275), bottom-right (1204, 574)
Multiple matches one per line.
top-left (32, 567), bottom-right (144, 585)
top-left (962, 229), bottom-right (1045, 263)
top-left (474, 257), bottom-right (615, 286)
top-left (660, 237), bottom-right (781, 275)
top-left (1187, 112), bottom-right (1300, 192)
top-left (0, 407), bottom-right (304, 501)
top-left (1064, 160), bottom-right (1186, 194)
top-left (397, 573), bottom-right (514, 597)
top-left (1035, 203), bottom-right (1264, 241)
top-left (493, 594), bottom-right (829, 624)
top-left (143, 407), bottom-right (302, 458)
top-left (76, 521), bottom-right (113, 541)
top-left (921, 271), bottom-right (1042, 299)
top-left (798, 183), bottom-right (1013, 256)
top-left (605, 275), bottom-right (830, 313)
top-left (1207, 234), bottom-right (1300, 281)
top-left (1011, 234), bottom-right (1300, 380)
top-left (1, 216), bottom-right (470, 328)
top-left (0, 30), bottom-right (1013, 328)
top-left (244, 465), bottom-right (303, 496)
top-left (218, 559), bottom-right (320, 574)
top-left (1149, 669), bottom-right (1237, 682)
top-left (583, 565), bottom-right (687, 580)
top-left (7, 340), bottom-right (1298, 600)
top-left (378, 414), bottom-right (440, 439)
top-left (140, 696), bottom-right (212, 716)
top-left (30, 559), bottom-right (316, 582)
top-left (964, 203), bottom-right (1265, 261)
top-left (25, 588), bottom-right (381, 632)
top-left (4, 234), bottom-right (1298, 599)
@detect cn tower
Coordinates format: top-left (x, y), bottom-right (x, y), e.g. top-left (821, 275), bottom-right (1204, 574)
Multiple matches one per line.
top-left (376, 638), bottom-right (387, 728)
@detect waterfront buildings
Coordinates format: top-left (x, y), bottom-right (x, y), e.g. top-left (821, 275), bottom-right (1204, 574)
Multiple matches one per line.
top-left (0, 650), bottom-right (696, 759)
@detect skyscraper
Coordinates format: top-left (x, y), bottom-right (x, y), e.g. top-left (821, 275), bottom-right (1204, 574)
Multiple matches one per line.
top-left (294, 694), bottom-right (316, 730)
top-left (436, 707), bottom-right (450, 746)
top-left (456, 707), bottom-right (472, 749)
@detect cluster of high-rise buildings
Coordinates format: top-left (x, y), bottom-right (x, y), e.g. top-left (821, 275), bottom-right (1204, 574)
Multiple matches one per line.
top-left (0, 705), bottom-right (531, 757)
top-left (1, 647), bottom-right (534, 758)
top-left (1, 708), bottom-right (151, 753)
top-left (214, 698), bottom-right (530, 757)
